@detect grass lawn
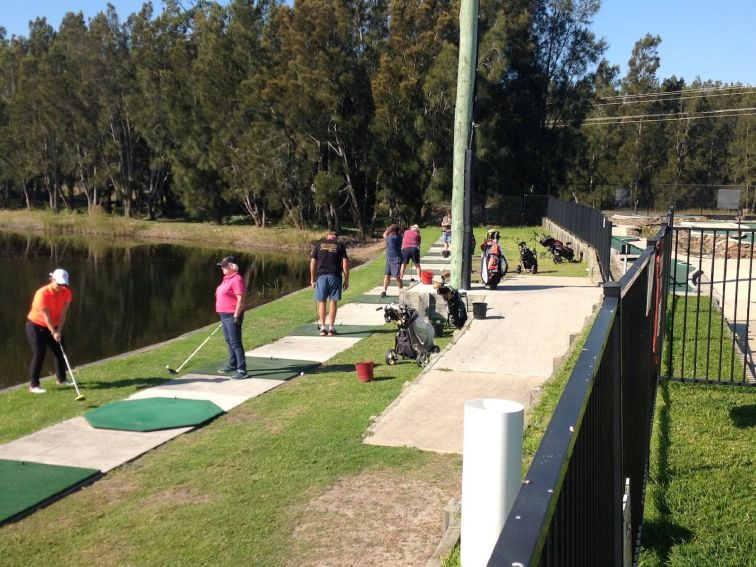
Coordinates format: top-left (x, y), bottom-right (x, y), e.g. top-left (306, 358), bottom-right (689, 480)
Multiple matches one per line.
top-left (639, 295), bottom-right (756, 566)
top-left (0, 223), bottom-right (589, 565)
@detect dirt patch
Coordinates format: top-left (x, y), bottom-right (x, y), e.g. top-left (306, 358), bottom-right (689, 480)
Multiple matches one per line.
top-left (140, 484), bottom-right (212, 510)
top-left (290, 463), bottom-right (460, 566)
top-left (345, 238), bottom-right (386, 264)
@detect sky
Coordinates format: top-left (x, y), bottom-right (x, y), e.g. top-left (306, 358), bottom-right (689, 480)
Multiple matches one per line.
top-left (1, 0), bottom-right (754, 85)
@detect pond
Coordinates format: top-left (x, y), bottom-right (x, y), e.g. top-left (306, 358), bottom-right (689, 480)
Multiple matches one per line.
top-left (0, 230), bottom-right (313, 390)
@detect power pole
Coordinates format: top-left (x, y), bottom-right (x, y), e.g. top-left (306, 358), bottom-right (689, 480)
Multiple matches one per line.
top-left (451, 0), bottom-right (479, 290)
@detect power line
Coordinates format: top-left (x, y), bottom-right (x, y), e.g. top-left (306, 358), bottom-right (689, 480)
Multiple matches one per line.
top-left (593, 90), bottom-right (756, 108)
top-left (584, 107), bottom-right (756, 125)
top-left (598, 84), bottom-right (755, 102)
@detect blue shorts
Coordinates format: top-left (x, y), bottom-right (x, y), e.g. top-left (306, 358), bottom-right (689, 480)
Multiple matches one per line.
top-left (385, 257), bottom-right (401, 277)
top-left (315, 274), bottom-right (342, 301)
top-left (442, 231), bottom-right (452, 243)
top-left (401, 247), bottom-right (420, 265)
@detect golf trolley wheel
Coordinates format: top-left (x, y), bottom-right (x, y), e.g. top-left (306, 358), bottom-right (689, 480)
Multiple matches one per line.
top-left (417, 352), bottom-right (430, 367)
top-left (385, 349), bottom-right (398, 365)
top-left (531, 265), bottom-right (538, 274)
top-left (553, 255), bottom-right (563, 264)
top-left (516, 265), bottom-right (522, 273)
top-left (432, 345), bottom-right (440, 354)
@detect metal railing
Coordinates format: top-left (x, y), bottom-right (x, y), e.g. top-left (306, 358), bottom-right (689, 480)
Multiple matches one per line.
top-left (666, 225), bottom-right (756, 386)
top-left (488, 215), bottom-right (673, 566)
top-left (546, 196), bottom-right (613, 280)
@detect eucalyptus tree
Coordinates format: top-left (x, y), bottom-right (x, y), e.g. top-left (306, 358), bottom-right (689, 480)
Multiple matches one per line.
top-left (476, 0), bottom-right (605, 202)
top-left (728, 91), bottom-right (756, 209)
top-left (370, 0), bottom-right (457, 224)
top-left (261, 0), bottom-right (384, 232)
top-left (615, 34), bottom-right (666, 211)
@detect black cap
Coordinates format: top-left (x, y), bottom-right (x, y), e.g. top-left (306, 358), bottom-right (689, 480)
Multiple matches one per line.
top-left (217, 256), bottom-right (238, 267)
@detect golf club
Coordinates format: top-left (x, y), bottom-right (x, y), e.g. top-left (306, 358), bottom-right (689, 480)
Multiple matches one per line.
top-left (166, 323), bottom-right (223, 375)
top-left (59, 344), bottom-right (85, 402)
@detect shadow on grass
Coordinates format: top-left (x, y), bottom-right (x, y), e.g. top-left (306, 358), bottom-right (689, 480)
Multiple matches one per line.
top-left (85, 376), bottom-right (166, 390)
top-left (729, 404), bottom-right (756, 428)
top-left (642, 380), bottom-right (695, 563)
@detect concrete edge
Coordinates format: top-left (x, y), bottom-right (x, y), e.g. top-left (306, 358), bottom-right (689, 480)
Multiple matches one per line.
top-left (363, 319), bottom-right (473, 439)
top-left (426, 499), bottom-right (461, 566)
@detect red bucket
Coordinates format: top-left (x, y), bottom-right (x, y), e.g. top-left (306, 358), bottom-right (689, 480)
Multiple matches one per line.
top-left (355, 361), bottom-right (374, 382)
top-left (421, 270), bottom-right (434, 285)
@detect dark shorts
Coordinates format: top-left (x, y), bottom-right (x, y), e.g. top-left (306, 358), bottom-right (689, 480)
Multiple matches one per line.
top-left (385, 257), bottom-right (401, 277)
top-left (401, 247), bottom-right (420, 265)
top-left (315, 274), bottom-right (342, 301)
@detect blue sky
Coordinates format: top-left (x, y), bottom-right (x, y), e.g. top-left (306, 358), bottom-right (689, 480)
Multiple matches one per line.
top-left (1, 0), bottom-right (754, 85)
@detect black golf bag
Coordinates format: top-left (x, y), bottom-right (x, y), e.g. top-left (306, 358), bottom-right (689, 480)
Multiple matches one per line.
top-left (480, 229), bottom-right (508, 289)
top-left (382, 303), bottom-right (438, 366)
top-left (537, 233), bottom-right (575, 263)
top-left (435, 281), bottom-right (468, 329)
top-left (516, 241), bottom-right (538, 273)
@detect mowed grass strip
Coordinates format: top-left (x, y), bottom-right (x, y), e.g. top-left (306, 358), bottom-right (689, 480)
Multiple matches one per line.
top-left (639, 296), bottom-right (756, 566)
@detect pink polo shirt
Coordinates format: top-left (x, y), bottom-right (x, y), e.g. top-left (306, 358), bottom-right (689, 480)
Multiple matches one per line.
top-left (215, 272), bottom-right (245, 313)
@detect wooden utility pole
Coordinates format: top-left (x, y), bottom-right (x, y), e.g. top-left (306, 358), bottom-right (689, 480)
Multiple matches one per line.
top-left (451, 0), bottom-right (479, 289)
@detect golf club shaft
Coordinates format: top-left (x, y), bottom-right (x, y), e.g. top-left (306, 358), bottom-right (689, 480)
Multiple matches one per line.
top-left (175, 323), bottom-right (223, 373)
top-left (59, 345), bottom-right (82, 397)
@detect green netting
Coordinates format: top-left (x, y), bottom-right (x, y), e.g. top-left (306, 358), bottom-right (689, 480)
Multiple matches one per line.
top-left (85, 398), bottom-right (224, 431)
top-left (192, 356), bottom-right (320, 381)
top-left (289, 324), bottom-right (379, 338)
top-left (0, 459), bottom-right (99, 524)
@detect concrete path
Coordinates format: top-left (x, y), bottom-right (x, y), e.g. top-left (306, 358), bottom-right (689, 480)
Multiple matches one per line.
top-left (365, 275), bottom-right (602, 454)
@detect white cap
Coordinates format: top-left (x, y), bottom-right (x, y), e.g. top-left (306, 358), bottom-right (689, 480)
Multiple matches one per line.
top-left (49, 268), bottom-right (70, 286)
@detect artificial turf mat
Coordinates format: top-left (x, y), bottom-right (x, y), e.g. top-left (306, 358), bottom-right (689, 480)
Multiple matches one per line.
top-left (192, 356), bottom-right (320, 380)
top-left (84, 398), bottom-right (224, 431)
top-left (0, 459), bottom-right (99, 524)
top-left (289, 323), bottom-right (379, 338)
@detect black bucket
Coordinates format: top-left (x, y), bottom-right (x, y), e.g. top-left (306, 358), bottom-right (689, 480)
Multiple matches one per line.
top-left (472, 302), bottom-right (488, 319)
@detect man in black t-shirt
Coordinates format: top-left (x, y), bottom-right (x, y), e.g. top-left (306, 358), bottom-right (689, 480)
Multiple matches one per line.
top-left (310, 231), bottom-right (350, 336)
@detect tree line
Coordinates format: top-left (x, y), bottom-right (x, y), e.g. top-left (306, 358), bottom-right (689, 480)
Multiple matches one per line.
top-left (0, 1), bottom-right (752, 232)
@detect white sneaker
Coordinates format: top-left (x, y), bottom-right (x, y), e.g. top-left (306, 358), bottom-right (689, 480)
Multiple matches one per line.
top-left (29, 386), bottom-right (47, 394)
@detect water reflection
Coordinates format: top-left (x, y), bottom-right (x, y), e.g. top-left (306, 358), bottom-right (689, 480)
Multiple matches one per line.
top-left (0, 231), bottom-right (312, 389)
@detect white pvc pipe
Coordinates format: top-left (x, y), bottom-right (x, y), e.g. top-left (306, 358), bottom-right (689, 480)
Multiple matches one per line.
top-left (461, 399), bottom-right (524, 567)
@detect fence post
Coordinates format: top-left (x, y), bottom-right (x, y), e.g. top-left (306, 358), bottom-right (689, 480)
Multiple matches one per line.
top-left (602, 281), bottom-right (624, 566)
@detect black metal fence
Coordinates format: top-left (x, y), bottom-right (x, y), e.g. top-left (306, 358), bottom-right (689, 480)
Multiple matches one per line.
top-left (666, 225), bottom-right (756, 386)
top-left (488, 216), bottom-right (673, 566)
top-left (546, 196), bottom-right (613, 281)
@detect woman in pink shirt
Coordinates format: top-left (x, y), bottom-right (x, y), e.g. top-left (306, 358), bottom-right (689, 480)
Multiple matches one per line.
top-left (399, 224), bottom-right (423, 281)
top-left (215, 256), bottom-right (247, 379)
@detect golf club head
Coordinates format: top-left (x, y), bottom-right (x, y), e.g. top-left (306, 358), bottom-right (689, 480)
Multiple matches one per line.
top-left (75, 394), bottom-right (86, 401)
top-left (166, 365), bottom-right (178, 375)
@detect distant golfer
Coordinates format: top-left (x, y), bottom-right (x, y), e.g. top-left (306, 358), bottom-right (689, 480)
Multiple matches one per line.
top-left (216, 256), bottom-right (247, 379)
top-left (399, 224), bottom-right (422, 281)
top-left (381, 224), bottom-right (403, 297)
top-left (25, 268), bottom-right (74, 394)
top-left (310, 230), bottom-right (349, 336)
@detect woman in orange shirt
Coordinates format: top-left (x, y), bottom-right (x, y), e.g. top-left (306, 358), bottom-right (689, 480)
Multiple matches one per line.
top-left (25, 269), bottom-right (73, 394)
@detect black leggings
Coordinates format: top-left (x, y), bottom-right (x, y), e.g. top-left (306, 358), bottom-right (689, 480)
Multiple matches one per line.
top-left (25, 321), bottom-right (66, 387)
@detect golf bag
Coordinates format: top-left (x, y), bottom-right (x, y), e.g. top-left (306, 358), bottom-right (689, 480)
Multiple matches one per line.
top-left (435, 281), bottom-right (468, 329)
top-left (382, 303), bottom-right (438, 367)
top-left (480, 229), bottom-right (508, 289)
top-left (537, 233), bottom-right (575, 263)
top-left (516, 241), bottom-right (538, 273)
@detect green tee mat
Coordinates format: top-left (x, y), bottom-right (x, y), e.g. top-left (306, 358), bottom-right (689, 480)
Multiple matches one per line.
top-left (669, 261), bottom-right (696, 293)
top-left (84, 398), bottom-right (224, 431)
top-left (0, 459), bottom-right (99, 525)
top-left (289, 324), bottom-right (379, 338)
top-left (192, 356), bottom-right (321, 380)
top-left (352, 294), bottom-right (399, 304)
